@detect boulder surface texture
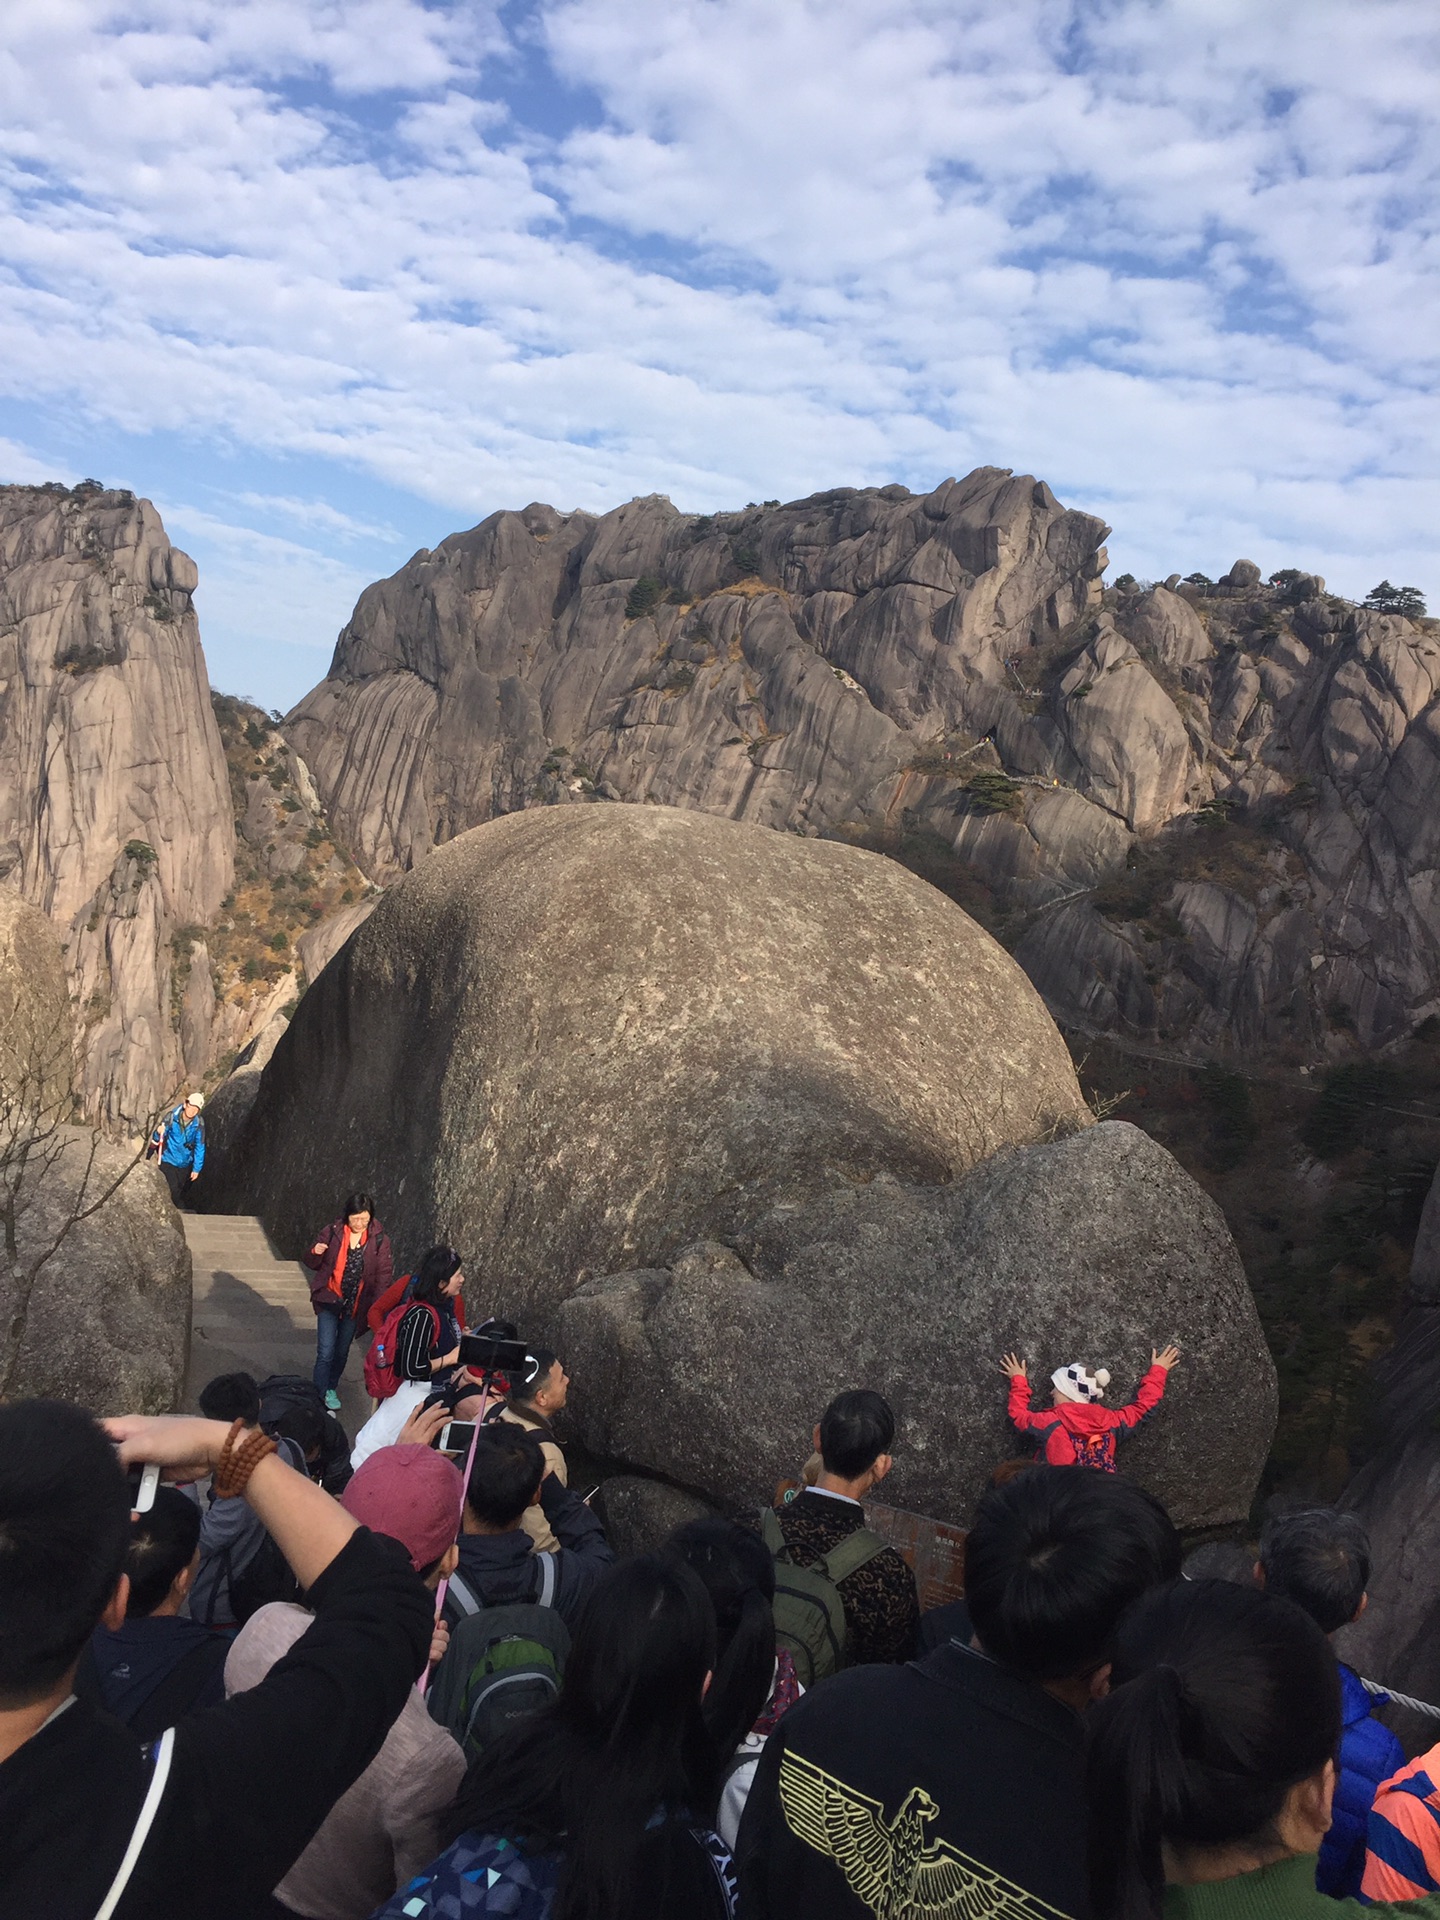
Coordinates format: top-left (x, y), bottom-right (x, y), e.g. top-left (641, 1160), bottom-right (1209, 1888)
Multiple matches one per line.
top-left (218, 803), bottom-right (1273, 1526)
top-left (0, 483), bottom-right (235, 1124)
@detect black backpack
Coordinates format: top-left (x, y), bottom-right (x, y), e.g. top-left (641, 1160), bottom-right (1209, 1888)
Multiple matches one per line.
top-left (431, 1558), bottom-right (570, 1761)
top-left (257, 1374), bottom-right (350, 1491)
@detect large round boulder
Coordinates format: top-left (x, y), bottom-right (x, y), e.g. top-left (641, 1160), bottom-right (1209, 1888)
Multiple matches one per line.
top-left (216, 804), bottom-right (1275, 1523)
top-left (560, 1122), bottom-right (1274, 1530)
top-left (214, 803), bottom-right (1090, 1306)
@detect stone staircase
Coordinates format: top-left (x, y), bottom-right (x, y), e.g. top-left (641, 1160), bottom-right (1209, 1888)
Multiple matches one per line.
top-left (181, 1214), bottom-right (372, 1435)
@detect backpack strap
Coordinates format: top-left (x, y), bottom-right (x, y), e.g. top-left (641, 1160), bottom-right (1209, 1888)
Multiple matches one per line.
top-left (758, 1507), bottom-right (792, 1562)
top-left (821, 1526), bottom-right (889, 1585)
top-left (95, 1725), bottom-right (176, 1920)
top-left (448, 1573), bottom-right (481, 1617)
top-left (533, 1552), bottom-right (557, 1609)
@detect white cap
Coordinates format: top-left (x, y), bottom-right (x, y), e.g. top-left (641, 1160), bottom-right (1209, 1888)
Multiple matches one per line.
top-left (184, 1091), bottom-right (205, 1109)
top-left (1052, 1363), bottom-right (1110, 1404)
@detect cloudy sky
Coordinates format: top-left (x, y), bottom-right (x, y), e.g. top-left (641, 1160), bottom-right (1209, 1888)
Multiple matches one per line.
top-left (0, 0), bottom-right (1435, 710)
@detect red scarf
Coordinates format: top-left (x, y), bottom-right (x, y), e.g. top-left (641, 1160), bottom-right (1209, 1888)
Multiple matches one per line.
top-left (325, 1223), bottom-right (367, 1310)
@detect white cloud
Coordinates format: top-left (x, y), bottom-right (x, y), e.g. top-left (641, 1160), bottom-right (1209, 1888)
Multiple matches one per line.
top-left (0, 0), bottom-right (1434, 712)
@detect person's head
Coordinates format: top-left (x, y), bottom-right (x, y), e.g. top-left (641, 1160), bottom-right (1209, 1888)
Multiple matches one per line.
top-left (124, 1488), bottom-right (202, 1618)
top-left (263, 1399), bottom-right (327, 1467)
top-left (198, 1372), bottom-right (260, 1426)
top-left (341, 1444), bottom-right (463, 1586)
top-left (445, 1554), bottom-right (718, 1920)
top-left (411, 1245), bottom-right (464, 1308)
top-left (814, 1388), bottom-right (895, 1487)
top-left (1087, 1580), bottom-right (1341, 1920)
top-left (663, 1516), bottom-right (777, 1760)
top-left (514, 1347), bottom-right (569, 1416)
top-left (342, 1190), bottom-right (375, 1235)
top-left (181, 1091), bottom-right (203, 1120)
top-left (1052, 1362), bottom-right (1110, 1407)
top-left (964, 1464), bottom-right (1182, 1689)
top-left (464, 1426), bottom-right (544, 1531)
top-left (1257, 1507), bottom-right (1370, 1634)
top-left (0, 1401), bottom-right (131, 1708)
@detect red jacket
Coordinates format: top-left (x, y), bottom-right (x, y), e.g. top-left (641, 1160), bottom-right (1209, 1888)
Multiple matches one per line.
top-left (1008, 1364), bottom-right (1168, 1471)
top-left (303, 1219), bottom-right (394, 1322)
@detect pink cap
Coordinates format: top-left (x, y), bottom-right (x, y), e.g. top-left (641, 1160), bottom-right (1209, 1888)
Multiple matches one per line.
top-left (341, 1444), bottom-right (463, 1573)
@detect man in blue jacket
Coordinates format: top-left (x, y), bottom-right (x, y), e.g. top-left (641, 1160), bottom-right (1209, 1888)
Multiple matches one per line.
top-left (1257, 1506), bottom-right (1403, 1897)
top-left (149, 1093), bottom-right (205, 1206)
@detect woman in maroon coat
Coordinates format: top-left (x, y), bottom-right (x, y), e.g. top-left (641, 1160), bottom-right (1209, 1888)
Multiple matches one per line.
top-left (304, 1191), bottom-right (394, 1410)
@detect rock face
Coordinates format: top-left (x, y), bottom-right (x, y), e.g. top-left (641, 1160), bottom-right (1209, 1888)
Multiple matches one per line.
top-left (0, 888), bottom-right (72, 1112)
top-left (560, 1124), bottom-right (1273, 1530)
top-left (0, 483), bottom-right (235, 1123)
top-left (287, 471), bottom-right (1111, 880)
top-left (216, 803), bottom-right (1273, 1525)
top-left (287, 497), bottom-right (1440, 1057)
top-left (0, 1131), bottom-right (191, 1412)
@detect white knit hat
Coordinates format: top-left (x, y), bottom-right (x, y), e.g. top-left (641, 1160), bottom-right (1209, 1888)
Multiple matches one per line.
top-left (1052, 1362), bottom-right (1110, 1404)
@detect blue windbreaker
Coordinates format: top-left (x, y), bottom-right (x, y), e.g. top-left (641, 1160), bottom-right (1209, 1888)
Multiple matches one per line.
top-left (156, 1106), bottom-right (206, 1173)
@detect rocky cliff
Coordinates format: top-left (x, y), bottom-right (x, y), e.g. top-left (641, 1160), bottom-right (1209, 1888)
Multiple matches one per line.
top-left (0, 482), bottom-right (235, 1124)
top-left (286, 479), bottom-right (1440, 1062)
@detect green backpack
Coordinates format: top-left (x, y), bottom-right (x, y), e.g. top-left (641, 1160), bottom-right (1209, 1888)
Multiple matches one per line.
top-left (758, 1506), bottom-right (889, 1687)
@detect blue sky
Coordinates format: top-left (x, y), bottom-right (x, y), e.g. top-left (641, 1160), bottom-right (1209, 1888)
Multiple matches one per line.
top-left (0, 0), bottom-right (1436, 711)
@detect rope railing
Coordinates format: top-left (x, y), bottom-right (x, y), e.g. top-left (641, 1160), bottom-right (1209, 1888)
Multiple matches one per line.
top-left (1361, 1676), bottom-right (1440, 1721)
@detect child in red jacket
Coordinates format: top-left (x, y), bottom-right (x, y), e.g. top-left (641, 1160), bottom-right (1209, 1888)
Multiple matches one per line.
top-left (1000, 1346), bottom-right (1180, 1471)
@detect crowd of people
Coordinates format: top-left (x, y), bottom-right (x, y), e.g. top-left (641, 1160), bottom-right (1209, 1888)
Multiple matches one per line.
top-left (5, 1214), bottom-right (1440, 1920)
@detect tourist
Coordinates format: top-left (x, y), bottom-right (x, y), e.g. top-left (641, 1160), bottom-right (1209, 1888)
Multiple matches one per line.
top-left (760, 1388), bottom-right (918, 1672)
top-left (663, 1516), bottom-right (793, 1849)
top-left (1255, 1506), bottom-right (1402, 1897)
top-left (0, 1399), bottom-right (432, 1919)
top-left (374, 1556), bottom-right (735, 1919)
top-left (304, 1192), bottom-right (394, 1411)
top-left (1002, 1345), bottom-right (1181, 1470)
top-left (351, 1247), bottom-right (470, 1465)
top-left (736, 1464), bottom-right (1181, 1920)
top-left (450, 1425), bottom-right (613, 1631)
top-left (1361, 1746), bottom-right (1440, 1900)
top-left (147, 1092), bottom-right (206, 1207)
top-left (1085, 1577), bottom-right (1424, 1920)
top-left (198, 1371), bottom-right (261, 1427)
top-left (490, 1346), bottom-right (570, 1551)
top-left (223, 1445), bottom-right (467, 1920)
top-left (191, 1420), bottom-right (308, 1629)
top-left (77, 1488), bottom-right (227, 1736)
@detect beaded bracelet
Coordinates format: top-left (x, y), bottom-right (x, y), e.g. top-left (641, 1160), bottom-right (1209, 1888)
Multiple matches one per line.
top-left (212, 1418), bottom-right (279, 1499)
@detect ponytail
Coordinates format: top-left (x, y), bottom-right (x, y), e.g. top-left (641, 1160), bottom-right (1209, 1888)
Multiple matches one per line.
top-left (1087, 1581), bottom-right (1340, 1920)
top-left (661, 1516), bottom-right (779, 1796)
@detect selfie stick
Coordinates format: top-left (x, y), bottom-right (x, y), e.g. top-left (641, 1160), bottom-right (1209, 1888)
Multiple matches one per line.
top-left (421, 1371), bottom-right (495, 1696)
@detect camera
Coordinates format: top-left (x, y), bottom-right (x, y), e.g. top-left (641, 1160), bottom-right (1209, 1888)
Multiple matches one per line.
top-left (458, 1318), bottom-right (532, 1375)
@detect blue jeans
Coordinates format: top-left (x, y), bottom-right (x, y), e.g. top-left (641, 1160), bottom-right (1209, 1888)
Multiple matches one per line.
top-left (313, 1307), bottom-right (357, 1393)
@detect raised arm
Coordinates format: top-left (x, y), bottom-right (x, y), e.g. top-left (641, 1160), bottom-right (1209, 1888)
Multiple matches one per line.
top-left (1001, 1354), bottom-right (1041, 1431)
top-left (1110, 1347), bottom-right (1181, 1430)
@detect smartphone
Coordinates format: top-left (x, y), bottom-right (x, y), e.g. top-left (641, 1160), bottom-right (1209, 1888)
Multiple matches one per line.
top-left (438, 1420), bottom-right (478, 1455)
top-left (126, 1462), bottom-right (161, 1514)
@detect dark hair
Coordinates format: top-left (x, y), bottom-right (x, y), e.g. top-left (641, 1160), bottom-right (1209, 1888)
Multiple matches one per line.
top-left (0, 1401), bottom-right (132, 1705)
top-left (514, 1347), bottom-right (559, 1405)
top-left (464, 1427), bottom-right (544, 1527)
top-left (342, 1192), bottom-right (376, 1221)
top-left (663, 1517), bottom-right (777, 1760)
top-left (1087, 1580), bottom-right (1340, 1920)
top-left (965, 1465), bottom-right (1182, 1680)
top-left (125, 1488), bottom-right (202, 1617)
top-left (264, 1400), bottom-right (327, 1460)
top-left (198, 1371), bottom-right (260, 1425)
top-left (445, 1555), bottom-right (718, 1920)
top-left (818, 1388), bottom-right (895, 1479)
top-left (411, 1245), bottom-right (463, 1309)
top-left (1258, 1508), bottom-right (1370, 1634)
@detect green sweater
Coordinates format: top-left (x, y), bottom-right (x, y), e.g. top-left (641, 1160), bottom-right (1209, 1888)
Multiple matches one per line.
top-left (1165, 1854), bottom-right (1440, 1920)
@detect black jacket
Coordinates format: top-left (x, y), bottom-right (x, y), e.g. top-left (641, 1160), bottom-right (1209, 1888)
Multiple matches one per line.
top-left (734, 1637), bottom-right (1089, 1920)
top-left (450, 1473), bottom-right (614, 1631)
top-left (0, 1529), bottom-right (431, 1920)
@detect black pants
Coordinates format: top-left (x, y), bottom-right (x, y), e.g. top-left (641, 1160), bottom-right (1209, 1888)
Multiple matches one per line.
top-left (162, 1161), bottom-right (191, 1207)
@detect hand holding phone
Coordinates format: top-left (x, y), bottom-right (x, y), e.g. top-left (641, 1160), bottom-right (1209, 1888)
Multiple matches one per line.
top-left (438, 1420), bottom-right (477, 1456)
